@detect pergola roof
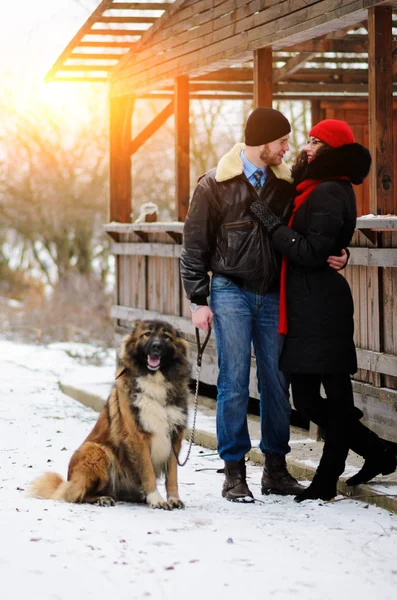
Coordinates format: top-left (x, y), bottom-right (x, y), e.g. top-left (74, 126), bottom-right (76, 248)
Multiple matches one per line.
top-left (46, 0), bottom-right (397, 100)
top-left (45, 1), bottom-right (174, 83)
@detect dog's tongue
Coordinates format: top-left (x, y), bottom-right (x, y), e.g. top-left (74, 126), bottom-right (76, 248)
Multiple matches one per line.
top-left (148, 355), bottom-right (160, 369)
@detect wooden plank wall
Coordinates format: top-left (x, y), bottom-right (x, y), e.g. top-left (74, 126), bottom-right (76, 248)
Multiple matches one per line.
top-left (344, 231), bottom-right (381, 387)
top-left (118, 231), bottom-right (146, 313)
top-left (383, 231), bottom-right (397, 390)
top-left (115, 230), bottom-right (191, 329)
top-left (106, 223), bottom-right (397, 443)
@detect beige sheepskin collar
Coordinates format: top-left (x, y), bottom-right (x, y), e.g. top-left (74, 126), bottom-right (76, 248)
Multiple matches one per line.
top-left (215, 142), bottom-right (293, 184)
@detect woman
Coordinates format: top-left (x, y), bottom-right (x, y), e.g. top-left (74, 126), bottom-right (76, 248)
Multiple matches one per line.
top-left (250, 119), bottom-right (396, 502)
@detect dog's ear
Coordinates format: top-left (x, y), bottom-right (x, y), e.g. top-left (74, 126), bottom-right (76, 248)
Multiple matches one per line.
top-left (119, 335), bottom-right (130, 362)
top-left (131, 320), bottom-right (143, 335)
top-left (175, 335), bottom-right (189, 357)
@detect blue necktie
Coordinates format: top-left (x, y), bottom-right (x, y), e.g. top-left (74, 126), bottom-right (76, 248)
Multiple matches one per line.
top-left (253, 169), bottom-right (263, 194)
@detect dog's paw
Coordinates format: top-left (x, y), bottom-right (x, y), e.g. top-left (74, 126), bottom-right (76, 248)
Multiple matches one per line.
top-left (167, 497), bottom-right (185, 510)
top-left (147, 490), bottom-right (171, 510)
top-left (94, 496), bottom-right (116, 507)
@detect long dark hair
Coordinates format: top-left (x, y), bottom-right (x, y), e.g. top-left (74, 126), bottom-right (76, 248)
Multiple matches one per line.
top-left (291, 144), bottom-right (331, 185)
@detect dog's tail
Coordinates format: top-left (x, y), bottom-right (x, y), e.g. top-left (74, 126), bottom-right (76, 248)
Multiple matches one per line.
top-left (28, 472), bottom-right (65, 500)
top-left (28, 472), bottom-right (89, 503)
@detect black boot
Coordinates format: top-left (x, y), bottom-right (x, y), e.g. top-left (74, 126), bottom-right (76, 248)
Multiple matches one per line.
top-left (295, 415), bottom-right (349, 503)
top-left (346, 447), bottom-right (397, 486)
top-left (294, 474), bottom-right (337, 503)
top-left (261, 453), bottom-right (304, 496)
top-left (222, 459), bottom-right (254, 503)
top-left (295, 396), bottom-right (396, 487)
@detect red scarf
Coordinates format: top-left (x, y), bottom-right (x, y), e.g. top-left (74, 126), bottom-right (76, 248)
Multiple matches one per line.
top-left (278, 176), bottom-right (349, 335)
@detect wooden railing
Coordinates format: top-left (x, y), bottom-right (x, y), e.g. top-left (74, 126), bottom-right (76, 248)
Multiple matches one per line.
top-left (104, 216), bottom-right (397, 443)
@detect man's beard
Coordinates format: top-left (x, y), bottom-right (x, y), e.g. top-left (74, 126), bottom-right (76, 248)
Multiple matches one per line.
top-left (259, 145), bottom-right (282, 166)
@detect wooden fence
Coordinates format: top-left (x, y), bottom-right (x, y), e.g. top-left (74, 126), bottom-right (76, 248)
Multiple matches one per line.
top-left (105, 217), bottom-right (397, 444)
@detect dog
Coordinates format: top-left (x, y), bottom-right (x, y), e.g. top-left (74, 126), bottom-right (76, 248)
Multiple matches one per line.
top-left (29, 320), bottom-right (191, 510)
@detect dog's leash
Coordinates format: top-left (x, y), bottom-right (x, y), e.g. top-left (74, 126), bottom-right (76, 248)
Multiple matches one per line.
top-left (174, 326), bottom-right (212, 467)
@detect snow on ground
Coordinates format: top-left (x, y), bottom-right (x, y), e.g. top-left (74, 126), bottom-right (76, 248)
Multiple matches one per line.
top-left (0, 339), bottom-right (396, 600)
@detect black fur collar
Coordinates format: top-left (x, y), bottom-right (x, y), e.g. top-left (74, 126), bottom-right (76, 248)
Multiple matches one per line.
top-left (300, 143), bottom-right (371, 185)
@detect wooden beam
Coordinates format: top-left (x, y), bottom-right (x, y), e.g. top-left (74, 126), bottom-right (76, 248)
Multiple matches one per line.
top-left (130, 101), bottom-right (174, 155)
top-left (253, 47), bottom-right (273, 107)
top-left (348, 247), bottom-right (397, 267)
top-left (287, 71), bottom-right (369, 83)
top-left (273, 52), bottom-right (317, 83)
top-left (111, 306), bottom-right (196, 336)
top-left (368, 7), bottom-right (395, 214)
top-left (191, 65), bottom-right (373, 84)
top-left (57, 65), bottom-right (113, 71)
top-left (98, 17), bottom-right (157, 24)
top-left (108, 3), bottom-right (172, 9)
top-left (104, 222), bottom-right (184, 235)
top-left (274, 27), bottom-right (350, 83)
top-left (193, 68), bottom-right (253, 82)
top-left (275, 82), bottom-right (372, 94)
top-left (69, 53), bottom-right (125, 60)
top-left (392, 41), bottom-right (397, 77)
top-left (289, 39), bottom-right (367, 53)
top-left (51, 76), bottom-right (108, 82)
top-left (356, 348), bottom-right (397, 378)
top-left (86, 29), bottom-right (146, 36)
top-left (109, 94), bottom-right (134, 223)
top-left (45, 0), bottom-right (114, 82)
top-left (356, 215), bottom-right (397, 230)
top-left (175, 76), bottom-right (190, 222)
top-left (111, 242), bottom-right (182, 258)
top-left (77, 41), bottom-right (135, 47)
top-left (142, 92), bottom-right (370, 100)
top-left (310, 99), bottom-right (323, 129)
top-left (307, 56), bottom-right (368, 63)
top-left (184, 82), bottom-right (381, 94)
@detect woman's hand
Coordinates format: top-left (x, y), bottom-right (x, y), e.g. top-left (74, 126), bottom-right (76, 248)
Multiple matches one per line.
top-left (327, 248), bottom-right (349, 271)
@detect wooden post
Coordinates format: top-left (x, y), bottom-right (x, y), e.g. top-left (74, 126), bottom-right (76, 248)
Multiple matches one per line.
top-left (253, 48), bottom-right (273, 108)
top-left (109, 93), bottom-right (134, 223)
top-left (368, 7), bottom-right (395, 215)
top-left (310, 100), bottom-right (323, 130)
top-left (175, 75), bottom-right (190, 221)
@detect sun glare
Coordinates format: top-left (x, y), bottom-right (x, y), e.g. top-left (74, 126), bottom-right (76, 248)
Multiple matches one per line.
top-left (36, 81), bottom-right (107, 123)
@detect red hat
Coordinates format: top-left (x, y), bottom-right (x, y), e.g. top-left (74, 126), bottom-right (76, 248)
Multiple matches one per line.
top-left (309, 119), bottom-right (355, 148)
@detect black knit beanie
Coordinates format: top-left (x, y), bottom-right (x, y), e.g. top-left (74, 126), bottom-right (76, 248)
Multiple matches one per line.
top-left (244, 107), bottom-right (291, 146)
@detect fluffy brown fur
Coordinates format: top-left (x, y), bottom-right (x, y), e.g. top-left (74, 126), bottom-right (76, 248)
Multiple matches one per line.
top-left (29, 320), bottom-right (191, 510)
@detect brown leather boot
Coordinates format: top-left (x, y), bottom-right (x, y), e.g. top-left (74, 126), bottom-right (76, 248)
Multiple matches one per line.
top-left (222, 459), bottom-right (254, 503)
top-left (262, 453), bottom-right (304, 495)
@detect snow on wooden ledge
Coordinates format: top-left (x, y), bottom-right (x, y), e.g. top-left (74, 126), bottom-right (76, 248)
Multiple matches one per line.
top-left (356, 215), bottom-right (397, 230)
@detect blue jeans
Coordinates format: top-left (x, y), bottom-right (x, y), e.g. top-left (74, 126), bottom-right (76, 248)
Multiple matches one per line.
top-left (209, 274), bottom-right (291, 462)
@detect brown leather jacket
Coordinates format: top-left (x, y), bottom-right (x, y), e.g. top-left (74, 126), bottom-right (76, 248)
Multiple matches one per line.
top-left (180, 143), bottom-right (294, 304)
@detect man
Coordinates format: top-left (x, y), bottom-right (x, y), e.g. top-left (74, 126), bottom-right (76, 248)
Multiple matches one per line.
top-left (180, 107), bottom-right (346, 502)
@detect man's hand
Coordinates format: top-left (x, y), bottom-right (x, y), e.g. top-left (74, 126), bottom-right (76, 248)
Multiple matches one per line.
top-left (328, 248), bottom-right (348, 271)
top-left (192, 306), bottom-right (213, 332)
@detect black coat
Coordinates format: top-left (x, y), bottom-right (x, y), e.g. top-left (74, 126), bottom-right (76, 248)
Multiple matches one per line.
top-left (270, 143), bottom-right (371, 374)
